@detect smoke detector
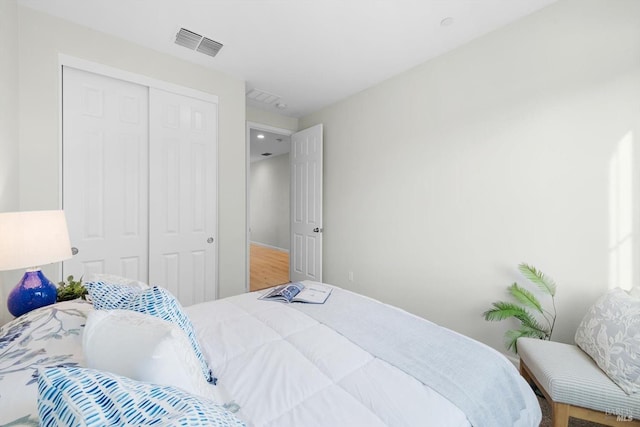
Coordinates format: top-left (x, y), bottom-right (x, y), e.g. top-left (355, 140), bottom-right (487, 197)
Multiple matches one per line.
top-left (175, 28), bottom-right (223, 58)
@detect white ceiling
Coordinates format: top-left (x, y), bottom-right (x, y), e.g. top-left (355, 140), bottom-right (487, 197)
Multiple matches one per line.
top-left (249, 129), bottom-right (291, 163)
top-left (19, 0), bottom-right (558, 118)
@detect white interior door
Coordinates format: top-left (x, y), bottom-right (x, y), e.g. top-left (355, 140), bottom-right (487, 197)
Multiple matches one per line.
top-left (62, 67), bottom-right (149, 281)
top-left (149, 88), bottom-right (218, 305)
top-left (290, 124), bottom-right (323, 282)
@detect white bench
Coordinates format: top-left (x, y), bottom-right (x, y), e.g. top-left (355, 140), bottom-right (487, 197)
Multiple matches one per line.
top-left (518, 337), bottom-right (640, 427)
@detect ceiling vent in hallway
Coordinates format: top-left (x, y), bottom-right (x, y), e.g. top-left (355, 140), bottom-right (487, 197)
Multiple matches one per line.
top-left (175, 28), bottom-right (223, 58)
top-left (261, 153), bottom-right (273, 157)
top-left (247, 88), bottom-right (281, 105)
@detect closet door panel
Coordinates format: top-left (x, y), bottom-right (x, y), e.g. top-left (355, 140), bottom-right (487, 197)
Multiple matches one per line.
top-left (62, 67), bottom-right (149, 282)
top-left (149, 88), bottom-right (218, 306)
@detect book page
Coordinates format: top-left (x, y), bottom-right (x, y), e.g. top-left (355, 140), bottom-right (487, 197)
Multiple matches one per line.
top-left (294, 283), bottom-right (332, 304)
top-left (259, 283), bottom-right (304, 302)
top-left (280, 283), bottom-right (303, 301)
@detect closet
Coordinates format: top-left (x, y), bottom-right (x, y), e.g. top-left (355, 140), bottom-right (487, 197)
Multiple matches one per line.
top-left (62, 66), bottom-right (218, 306)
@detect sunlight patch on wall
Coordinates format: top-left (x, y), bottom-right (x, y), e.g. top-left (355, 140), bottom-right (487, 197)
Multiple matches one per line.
top-left (609, 131), bottom-right (634, 290)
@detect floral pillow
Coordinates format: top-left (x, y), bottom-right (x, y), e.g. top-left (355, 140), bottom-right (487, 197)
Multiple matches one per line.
top-left (574, 288), bottom-right (640, 394)
top-left (0, 300), bottom-right (92, 426)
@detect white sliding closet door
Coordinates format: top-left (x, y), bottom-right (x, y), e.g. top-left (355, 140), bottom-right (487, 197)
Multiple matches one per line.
top-left (148, 88), bottom-right (218, 305)
top-left (63, 67), bottom-right (218, 306)
top-left (62, 67), bottom-right (149, 281)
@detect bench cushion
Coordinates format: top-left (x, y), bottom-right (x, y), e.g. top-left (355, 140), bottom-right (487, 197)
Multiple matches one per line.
top-left (518, 337), bottom-right (640, 418)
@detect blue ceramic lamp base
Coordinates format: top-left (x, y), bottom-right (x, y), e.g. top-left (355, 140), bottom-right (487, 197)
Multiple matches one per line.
top-left (7, 269), bottom-right (58, 317)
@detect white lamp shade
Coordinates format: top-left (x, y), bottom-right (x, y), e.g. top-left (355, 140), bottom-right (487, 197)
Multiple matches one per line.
top-left (0, 210), bottom-right (73, 271)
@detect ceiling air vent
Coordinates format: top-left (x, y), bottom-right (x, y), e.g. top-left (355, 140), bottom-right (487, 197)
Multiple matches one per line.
top-left (175, 28), bottom-right (223, 58)
top-left (261, 153), bottom-right (273, 157)
top-left (197, 37), bottom-right (223, 57)
top-left (247, 88), bottom-right (281, 105)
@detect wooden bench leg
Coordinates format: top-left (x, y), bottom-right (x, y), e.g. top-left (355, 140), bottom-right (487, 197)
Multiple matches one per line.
top-left (552, 402), bottom-right (570, 427)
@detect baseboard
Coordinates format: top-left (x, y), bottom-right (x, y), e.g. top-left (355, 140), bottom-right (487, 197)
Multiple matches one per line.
top-left (250, 241), bottom-right (289, 253)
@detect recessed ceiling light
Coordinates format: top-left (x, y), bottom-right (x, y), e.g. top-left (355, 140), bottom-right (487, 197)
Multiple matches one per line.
top-left (440, 17), bottom-right (454, 27)
top-left (257, 134), bottom-right (265, 139)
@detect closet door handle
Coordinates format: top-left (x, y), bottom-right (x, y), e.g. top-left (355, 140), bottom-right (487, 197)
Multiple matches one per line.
top-left (207, 237), bottom-right (214, 244)
top-left (71, 247), bottom-right (79, 255)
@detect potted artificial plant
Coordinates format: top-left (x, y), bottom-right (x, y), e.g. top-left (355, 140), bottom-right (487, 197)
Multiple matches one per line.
top-left (56, 275), bottom-right (87, 302)
top-left (483, 263), bottom-right (557, 354)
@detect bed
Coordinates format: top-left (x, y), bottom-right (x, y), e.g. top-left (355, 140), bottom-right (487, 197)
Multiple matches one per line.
top-left (0, 279), bottom-right (541, 426)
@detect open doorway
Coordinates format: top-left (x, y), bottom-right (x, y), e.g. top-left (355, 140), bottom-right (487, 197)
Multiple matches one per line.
top-left (246, 122), bottom-right (293, 292)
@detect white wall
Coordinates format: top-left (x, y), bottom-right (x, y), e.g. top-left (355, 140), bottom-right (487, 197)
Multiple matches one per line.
top-left (300, 0), bottom-right (640, 354)
top-left (15, 6), bottom-right (246, 303)
top-left (246, 106), bottom-right (299, 132)
top-left (0, 0), bottom-right (20, 325)
top-left (250, 154), bottom-right (290, 250)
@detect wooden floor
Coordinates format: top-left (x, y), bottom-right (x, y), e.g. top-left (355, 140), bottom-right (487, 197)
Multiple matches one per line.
top-left (250, 244), bottom-right (290, 292)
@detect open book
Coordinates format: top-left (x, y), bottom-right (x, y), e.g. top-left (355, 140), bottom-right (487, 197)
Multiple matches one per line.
top-left (259, 282), bottom-right (332, 304)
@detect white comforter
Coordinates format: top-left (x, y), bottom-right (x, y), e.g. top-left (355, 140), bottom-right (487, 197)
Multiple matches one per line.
top-left (186, 285), bottom-right (527, 427)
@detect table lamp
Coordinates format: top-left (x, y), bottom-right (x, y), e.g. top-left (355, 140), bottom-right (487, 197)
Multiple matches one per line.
top-left (0, 210), bottom-right (73, 317)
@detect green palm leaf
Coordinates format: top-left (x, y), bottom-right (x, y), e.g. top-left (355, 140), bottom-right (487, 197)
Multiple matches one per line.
top-left (483, 301), bottom-right (529, 321)
top-left (505, 329), bottom-right (527, 353)
top-left (518, 313), bottom-right (549, 337)
top-left (518, 263), bottom-right (556, 297)
top-left (483, 302), bottom-right (547, 334)
top-left (508, 283), bottom-right (543, 314)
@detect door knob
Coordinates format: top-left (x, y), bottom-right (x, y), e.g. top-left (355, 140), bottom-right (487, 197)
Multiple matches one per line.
top-left (71, 247), bottom-right (79, 255)
top-left (207, 237), bottom-right (214, 244)
top-left (313, 227), bottom-right (323, 233)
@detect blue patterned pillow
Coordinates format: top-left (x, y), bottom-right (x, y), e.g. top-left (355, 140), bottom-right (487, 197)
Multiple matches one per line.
top-left (38, 367), bottom-right (245, 427)
top-left (84, 281), bottom-right (140, 310)
top-left (85, 283), bottom-right (213, 383)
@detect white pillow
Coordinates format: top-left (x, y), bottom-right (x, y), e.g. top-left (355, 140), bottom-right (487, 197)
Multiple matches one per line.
top-left (83, 309), bottom-right (222, 402)
top-left (574, 288), bottom-right (640, 394)
top-left (83, 284), bottom-right (213, 383)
